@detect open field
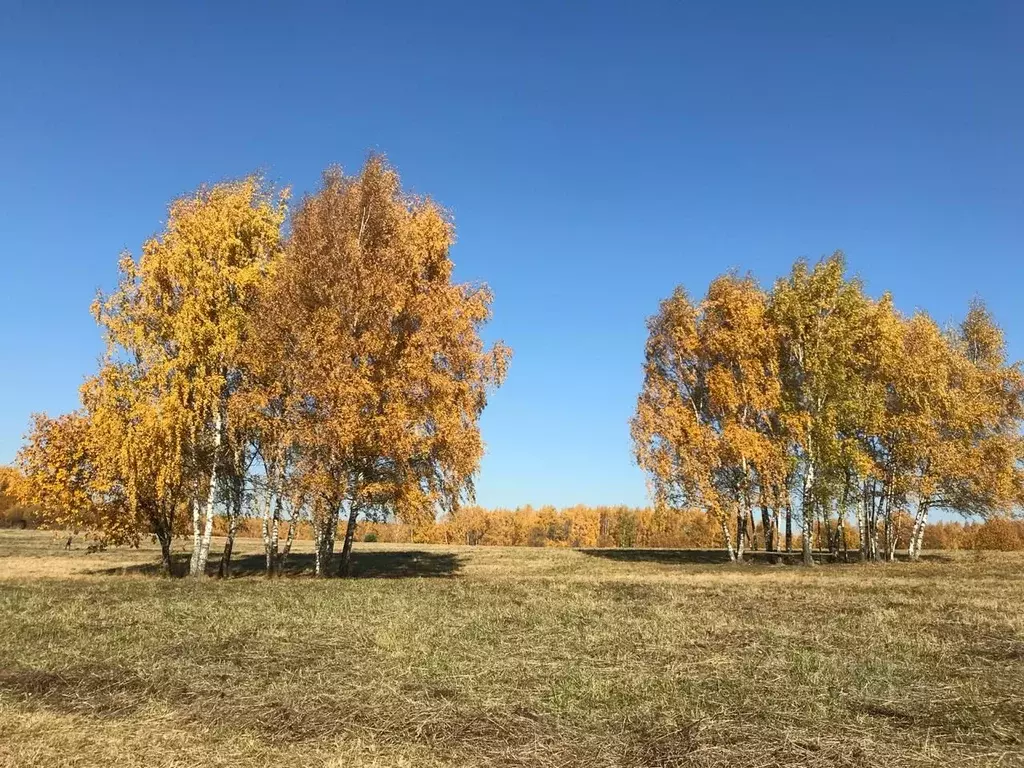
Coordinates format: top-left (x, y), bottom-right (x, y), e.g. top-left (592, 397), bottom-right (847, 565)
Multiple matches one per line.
top-left (1, 530), bottom-right (1022, 767)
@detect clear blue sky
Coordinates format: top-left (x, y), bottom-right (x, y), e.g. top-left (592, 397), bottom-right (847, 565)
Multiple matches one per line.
top-left (1, 1), bottom-right (1021, 509)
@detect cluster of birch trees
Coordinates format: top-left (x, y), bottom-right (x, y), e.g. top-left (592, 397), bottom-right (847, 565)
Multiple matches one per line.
top-left (632, 254), bottom-right (1024, 564)
top-left (17, 157), bottom-right (509, 577)
top-left (14, 160), bottom-right (1022, 573)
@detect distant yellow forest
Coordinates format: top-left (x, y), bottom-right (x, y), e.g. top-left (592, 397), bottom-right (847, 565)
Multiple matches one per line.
top-left (223, 506), bottom-right (1021, 552)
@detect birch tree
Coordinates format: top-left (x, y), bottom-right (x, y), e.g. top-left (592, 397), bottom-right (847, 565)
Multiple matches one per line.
top-left (95, 177), bottom-right (287, 578)
top-left (18, 362), bottom-right (192, 574)
top-left (263, 157), bottom-right (509, 576)
top-left (632, 275), bottom-right (783, 561)
top-left (234, 289), bottom-right (302, 577)
top-left (632, 287), bottom-right (730, 552)
top-left (634, 253), bottom-right (1024, 565)
top-left (924, 302), bottom-right (1024, 555)
top-left (860, 301), bottom-right (1023, 561)
top-left (17, 412), bottom-right (101, 542)
top-left (769, 253), bottom-right (874, 565)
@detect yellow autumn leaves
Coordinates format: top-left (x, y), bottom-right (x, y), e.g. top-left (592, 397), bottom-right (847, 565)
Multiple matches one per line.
top-left (14, 163), bottom-right (1022, 575)
top-left (632, 253), bottom-right (1024, 564)
top-left (17, 157), bottom-right (510, 577)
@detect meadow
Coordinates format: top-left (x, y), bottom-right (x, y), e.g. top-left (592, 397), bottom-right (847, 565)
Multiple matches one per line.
top-left (1, 530), bottom-right (1022, 767)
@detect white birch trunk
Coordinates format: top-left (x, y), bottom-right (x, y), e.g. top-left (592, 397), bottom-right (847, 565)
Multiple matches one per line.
top-left (720, 518), bottom-right (736, 562)
top-left (735, 510), bottom-right (745, 563)
top-left (887, 496), bottom-right (900, 562)
top-left (869, 512), bottom-right (880, 562)
top-left (261, 491), bottom-right (272, 572)
top-left (267, 494), bottom-right (282, 576)
top-left (278, 516), bottom-right (297, 576)
top-left (857, 486), bottom-right (867, 562)
top-left (909, 503), bottom-right (929, 561)
top-left (262, 460), bottom-right (281, 575)
top-left (271, 506), bottom-right (280, 566)
top-left (913, 515), bottom-right (927, 559)
top-left (191, 406), bottom-right (223, 578)
top-left (874, 482), bottom-right (890, 562)
top-left (801, 461), bottom-right (816, 566)
top-left (313, 524), bottom-right (324, 577)
top-left (189, 498), bottom-right (202, 575)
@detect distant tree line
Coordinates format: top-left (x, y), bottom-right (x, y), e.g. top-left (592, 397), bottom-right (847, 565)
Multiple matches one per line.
top-left (7, 495), bottom-right (1024, 553)
top-left (356, 505), bottom-right (1024, 553)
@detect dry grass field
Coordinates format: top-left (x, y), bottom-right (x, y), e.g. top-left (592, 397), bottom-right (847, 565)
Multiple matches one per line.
top-left (0, 529), bottom-right (1022, 767)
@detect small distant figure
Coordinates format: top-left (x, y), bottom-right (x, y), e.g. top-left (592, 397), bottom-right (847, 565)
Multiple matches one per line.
top-left (64, 534), bottom-right (73, 550)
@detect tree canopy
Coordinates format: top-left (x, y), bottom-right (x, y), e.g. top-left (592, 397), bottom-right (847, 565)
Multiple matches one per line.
top-left (16, 156), bottom-right (509, 577)
top-left (633, 253), bottom-right (1024, 563)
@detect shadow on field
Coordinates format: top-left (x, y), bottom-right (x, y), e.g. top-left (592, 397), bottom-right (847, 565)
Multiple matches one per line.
top-left (580, 548), bottom-right (735, 565)
top-left (91, 549), bottom-right (464, 579)
top-left (580, 548), bottom-right (958, 566)
top-left (233, 550), bottom-right (465, 579)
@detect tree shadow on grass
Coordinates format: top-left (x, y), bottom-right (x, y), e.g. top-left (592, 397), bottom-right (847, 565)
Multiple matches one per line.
top-left (232, 550), bottom-right (465, 579)
top-left (580, 548), bottom-right (958, 566)
top-left (915, 552), bottom-right (955, 563)
top-left (90, 549), bottom-right (464, 579)
top-left (580, 548), bottom-right (736, 565)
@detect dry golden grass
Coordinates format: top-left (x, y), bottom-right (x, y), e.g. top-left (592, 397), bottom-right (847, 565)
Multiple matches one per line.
top-left (0, 529), bottom-right (1022, 767)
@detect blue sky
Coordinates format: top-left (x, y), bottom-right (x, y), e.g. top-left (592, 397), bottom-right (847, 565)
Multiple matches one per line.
top-left (1, 1), bottom-right (1022, 508)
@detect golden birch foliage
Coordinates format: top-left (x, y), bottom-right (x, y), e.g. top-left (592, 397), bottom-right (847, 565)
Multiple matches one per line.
top-left (0, 465), bottom-right (26, 510)
top-left (91, 176), bottom-right (287, 571)
top-left (17, 412), bottom-right (99, 534)
top-left (94, 176), bottom-right (288, 442)
top-left (700, 274), bottom-right (783, 495)
top-left (631, 274), bottom-right (782, 530)
top-left (960, 298), bottom-right (1006, 369)
top-left (940, 301), bottom-right (1024, 514)
top-left (17, 365), bottom-right (193, 550)
top-left (872, 301), bottom-right (1024, 522)
top-left (426, 505), bottom-right (719, 548)
top-left (768, 253), bottom-right (876, 502)
top-left (80, 363), bottom-right (193, 542)
top-left (632, 287), bottom-right (722, 516)
top-left (881, 310), bottom-right (1012, 516)
top-left (260, 157), bottom-right (509, 519)
top-left (20, 177), bottom-right (286, 558)
top-left (857, 308), bottom-right (950, 509)
top-left (634, 252), bottom-right (1023, 559)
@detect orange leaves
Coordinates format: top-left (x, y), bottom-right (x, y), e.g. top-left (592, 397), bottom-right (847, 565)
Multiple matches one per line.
top-left (252, 156), bottom-right (509, 522)
top-left (632, 273), bottom-right (782, 524)
top-left (19, 157), bottom-right (509, 570)
top-left (19, 177), bottom-right (290, 557)
top-left (636, 252), bottom-right (1024, 559)
top-left (425, 505), bottom-right (720, 548)
top-left (16, 411), bottom-right (101, 536)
